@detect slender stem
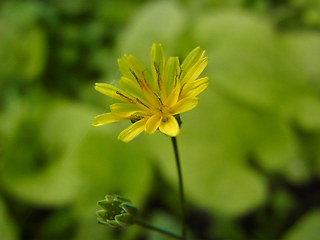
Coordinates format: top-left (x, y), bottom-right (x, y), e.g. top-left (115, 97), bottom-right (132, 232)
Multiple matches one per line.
top-left (136, 219), bottom-right (182, 239)
top-left (171, 137), bottom-right (187, 239)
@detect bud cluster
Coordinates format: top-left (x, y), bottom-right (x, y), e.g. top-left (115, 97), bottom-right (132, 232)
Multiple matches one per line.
top-left (96, 194), bottom-right (138, 228)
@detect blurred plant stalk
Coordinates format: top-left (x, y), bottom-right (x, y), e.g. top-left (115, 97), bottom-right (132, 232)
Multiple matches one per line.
top-left (172, 137), bottom-right (187, 239)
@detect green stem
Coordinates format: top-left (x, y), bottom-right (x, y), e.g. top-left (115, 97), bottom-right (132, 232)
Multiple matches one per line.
top-left (171, 137), bottom-right (187, 239)
top-left (136, 219), bottom-right (182, 239)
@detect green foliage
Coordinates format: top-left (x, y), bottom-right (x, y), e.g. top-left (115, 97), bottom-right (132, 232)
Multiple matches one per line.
top-left (0, 1), bottom-right (46, 83)
top-left (146, 212), bottom-right (181, 240)
top-left (0, 0), bottom-right (320, 239)
top-left (0, 197), bottom-right (18, 240)
top-left (117, 1), bottom-right (187, 64)
top-left (283, 210), bottom-right (320, 240)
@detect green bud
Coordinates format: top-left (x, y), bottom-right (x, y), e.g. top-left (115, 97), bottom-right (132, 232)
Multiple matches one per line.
top-left (96, 194), bottom-right (138, 229)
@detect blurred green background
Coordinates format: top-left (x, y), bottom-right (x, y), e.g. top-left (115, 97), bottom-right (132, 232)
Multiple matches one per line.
top-left (1, 0), bottom-right (320, 239)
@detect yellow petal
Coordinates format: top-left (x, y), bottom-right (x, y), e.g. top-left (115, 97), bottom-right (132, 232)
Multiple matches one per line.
top-left (145, 115), bottom-right (162, 135)
top-left (151, 43), bottom-right (165, 93)
top-left (118, 56), bottom-right (143, 83)
top-left (118, 76), bottom-right (146, 101)
top-left (170, 97), bottom-right (199, 115)
top-left (119, 55), bottom-right (159, 106)
top-left (165, 56), bottom-right (180, 94)
top-left (180, 77), bottom-right (209, 99)
top-left (164, 84), bottom-right (180, 106)
top-left (93, 113), bottom-right (123, 126)
top-left (118, 119), bottom-right (147, 142)
top-left (118, 56), bottom-right (147, 87)
top-left (181, 47), bottom-right (205, 79)
top-left (127, 55), bottom-right (147, 79)
top-left (118, 56), bottom-right (133, 80)
top-left (180, 57), bottom-right (208, 85)
top-left (188, 81), bottom-right (208, 97)
top-left (159, 115), bottom-right (180, 137)
top-left (95, 83), bottom-right (134, 103)
top-left (128, 55), bottom-right (156, 92)
top-left (110, 103), bottom-right (142, 117)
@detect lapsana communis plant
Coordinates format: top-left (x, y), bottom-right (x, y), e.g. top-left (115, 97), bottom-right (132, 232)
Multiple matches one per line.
top-left (94, 43), bottom-right (208, 240)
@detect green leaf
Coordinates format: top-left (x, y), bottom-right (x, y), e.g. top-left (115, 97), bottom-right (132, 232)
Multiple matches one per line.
top-left (0, 2), bottom-right (46, 82)
top-left (295, 95), bottom-right (320, 130)
top-left (283, 209), bottom-right (320, 240)
top-left (193, 10), bottom-right (309, 112)
top-left (151, 132), bottom-right (267, 216)
top-left (76, 126), bottom-right (152, 207)
top-left (71, 202), bottom-right (115, 240)
top-left (21, 27), bottom-right (47, 80)
top-left (146, 212), bottom-right (180, 240)
top-left (314, 135), bottom-right (320, 177)
top-left (1, 156), bottom-right (82, 206)
top-left (117, 1), bottom-right (186, 65)
top-left (0, 197), bottom-right (18, 240)
top-left (0, 102), bottom-right (97, 206)
top-left (284, 33), bottom-right (320, 85)
top-left (254, 115), bottom-right (298, 172)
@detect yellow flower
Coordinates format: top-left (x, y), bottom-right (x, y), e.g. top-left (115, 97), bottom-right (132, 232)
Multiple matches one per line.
top-left (93, 43), bottom-right (208, 142)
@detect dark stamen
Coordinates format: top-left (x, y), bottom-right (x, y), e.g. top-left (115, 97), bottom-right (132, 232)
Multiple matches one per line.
top-left (192, 81), bottom-right (207, 90)
top-left (129, 69), bottom-right (142, 86)
top-left (116, 91), bottom-right (134, 103)
top-left (154, 62), bottom-right (161, 89)
top-left (136, 98), bottom-right (150, 109)
top-left (179, 83), bottom-right (187, 98)
top-left (174, 66), bottom-right (182, 87)
top-left (153, 92), bottom-right (163, 105)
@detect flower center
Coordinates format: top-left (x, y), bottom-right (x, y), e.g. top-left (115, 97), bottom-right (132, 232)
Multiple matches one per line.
top-left (158, 105), bottom-right (171, 119)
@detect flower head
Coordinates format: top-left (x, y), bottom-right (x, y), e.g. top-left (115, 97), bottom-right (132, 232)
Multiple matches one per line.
top-left (97, 194), bottom-right (138, 228)
top-left (93, 43), bottom-right (208, 142)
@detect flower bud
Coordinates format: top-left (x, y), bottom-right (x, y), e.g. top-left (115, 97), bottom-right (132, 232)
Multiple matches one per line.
top-left (96, 194), bottom-right (138, 228)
